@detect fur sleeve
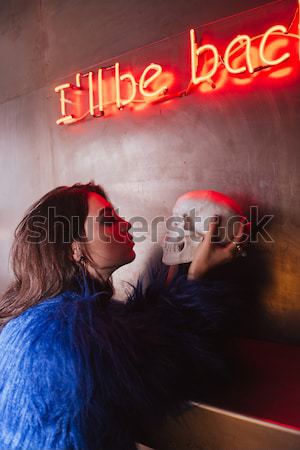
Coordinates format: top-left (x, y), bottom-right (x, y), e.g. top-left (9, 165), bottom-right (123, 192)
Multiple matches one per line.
top-left (0, 294), bottom-right (139, 450)
top-left (0, 266), bottom-right (243, 449)
top-left (123, 263), bottom-right (243, 413)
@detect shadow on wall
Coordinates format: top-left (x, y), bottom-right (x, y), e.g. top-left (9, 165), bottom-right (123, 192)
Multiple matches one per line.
top-left (199, 204), bottom-right (275, 342)
top-left (146, 201), bottom-right (275, 342)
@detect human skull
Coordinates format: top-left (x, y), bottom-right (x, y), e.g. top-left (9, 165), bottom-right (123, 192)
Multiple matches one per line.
top-left (161, 190), bottom-right (247, 266)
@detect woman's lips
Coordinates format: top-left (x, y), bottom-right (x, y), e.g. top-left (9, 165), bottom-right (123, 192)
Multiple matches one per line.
top-left (126, 234), bottom-right (134, 245)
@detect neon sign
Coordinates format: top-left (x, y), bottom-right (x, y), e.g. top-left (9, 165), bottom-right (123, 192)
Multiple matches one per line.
top-left (54, 2), bottom-right (300, 125)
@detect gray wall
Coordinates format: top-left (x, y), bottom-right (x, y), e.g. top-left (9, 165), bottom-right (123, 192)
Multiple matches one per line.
top-left (0, 0), bottom-right (299, 344)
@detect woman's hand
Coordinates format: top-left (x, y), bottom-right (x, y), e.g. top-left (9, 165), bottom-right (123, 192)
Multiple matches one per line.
top-left (187, 216), bottom-right (248, 280)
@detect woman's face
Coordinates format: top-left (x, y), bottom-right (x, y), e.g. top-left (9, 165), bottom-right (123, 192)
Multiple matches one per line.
top-left (82, 192), bottom-right (135, 278)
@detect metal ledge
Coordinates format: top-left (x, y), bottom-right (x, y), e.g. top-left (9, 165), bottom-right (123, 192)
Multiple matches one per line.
top-left (141, 402), bottom-right (300, 450)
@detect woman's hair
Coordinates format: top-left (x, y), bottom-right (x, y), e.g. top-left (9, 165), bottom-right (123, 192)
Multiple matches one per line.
top-left (0, 181), bottom-right (114, 327)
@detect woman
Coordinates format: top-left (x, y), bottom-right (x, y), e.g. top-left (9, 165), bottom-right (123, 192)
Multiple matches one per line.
top-left (0, 181), bottom-right (246, 450)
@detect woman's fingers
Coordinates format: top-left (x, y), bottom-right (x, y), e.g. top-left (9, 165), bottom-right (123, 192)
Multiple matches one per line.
top-left (234, 220), bottom-right (246, 242)
top-left (188, 217), bottom-right (248, 278)
top-left (208, 216), bottom-right (220, 232)
top-left (196, 217), bottom-right (248, 264)
top-left (205, 216), bottom-right (220, 242)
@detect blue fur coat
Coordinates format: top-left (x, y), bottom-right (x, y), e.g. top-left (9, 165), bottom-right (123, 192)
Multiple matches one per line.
top-left (0, 264), bottom-right (240, 449)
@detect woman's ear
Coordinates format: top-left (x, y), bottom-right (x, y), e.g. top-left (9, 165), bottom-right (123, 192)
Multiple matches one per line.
top-left (71, 241), bottom-right (82, 263)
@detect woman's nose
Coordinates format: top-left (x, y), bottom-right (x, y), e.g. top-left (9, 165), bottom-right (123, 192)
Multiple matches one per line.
top-left (120, 219), bottom-right (131, 234)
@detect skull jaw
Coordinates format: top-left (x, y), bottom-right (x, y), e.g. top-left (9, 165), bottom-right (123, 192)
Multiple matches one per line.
top-left (162, 233), bottom-right (204, 266)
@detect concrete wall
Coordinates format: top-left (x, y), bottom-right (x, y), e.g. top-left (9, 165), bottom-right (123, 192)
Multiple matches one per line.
top-left (0, 0), bottom-right (299, 343)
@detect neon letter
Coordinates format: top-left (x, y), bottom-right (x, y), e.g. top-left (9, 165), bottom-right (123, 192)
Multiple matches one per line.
top-left (139, 63), bottom-right (167, 97)
top-left (75, 73), bottom-right (82, 88)
top-left (54, 83), bottom-right (73, 125)
top-left (224, 35), bottom-right (254, 74)
top-left (88, 72), bottom-right (95, 116)
top-left (190, 28), bottom-right (219, 85)
top-left (75, 72), bottom-right (96, 116)
top-left (259, 25), bottom-right (290, 66)
top-left (98, 68), bottom-right (104, 114)
top-left (115, 63), bottom-right (137, 109)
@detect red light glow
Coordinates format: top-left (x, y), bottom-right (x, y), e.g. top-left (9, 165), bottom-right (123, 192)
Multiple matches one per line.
top-left (54, 2), bottom-right (300, 125)
top-left (224, 35), bottom-right (254, 74)
top-left (139, 63), bottom-right (167, 98)
top-left (259, 25), bottom-right (291, 66)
